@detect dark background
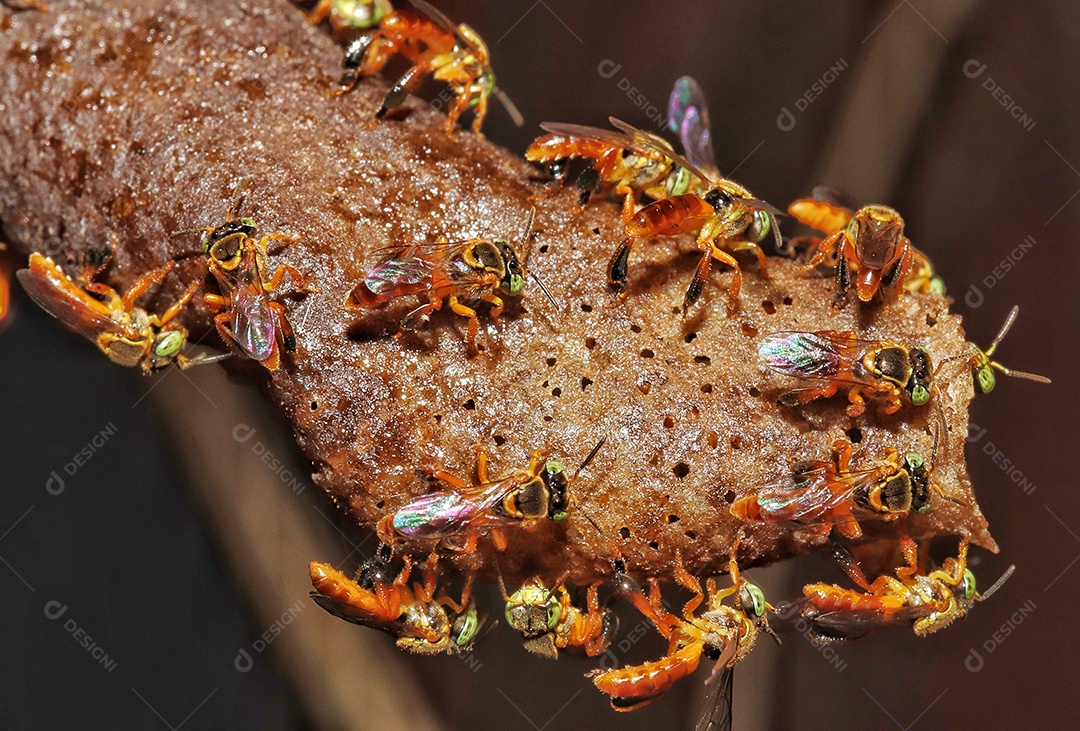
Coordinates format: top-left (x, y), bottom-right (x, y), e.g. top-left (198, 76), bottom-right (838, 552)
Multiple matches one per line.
top-left (2, 0), bottom-right (1077, 729)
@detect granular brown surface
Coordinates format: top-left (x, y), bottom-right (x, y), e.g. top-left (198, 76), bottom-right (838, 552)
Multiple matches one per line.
top-left (0, 0), bottom-right (993, 584)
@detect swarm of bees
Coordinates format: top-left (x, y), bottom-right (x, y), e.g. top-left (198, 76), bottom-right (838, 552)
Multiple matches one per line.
top-left (11, 0), bottom-right (1053, 726)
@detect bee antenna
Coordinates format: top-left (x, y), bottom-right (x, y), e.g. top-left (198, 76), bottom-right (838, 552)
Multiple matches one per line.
top-left (494, 87), bottom-right (525, 127)
top-left (985, 306), bottom-right (1020, 358)
top-left (931, 482), bottom-right (970, 507)
top-left (979, 306), bottom-right (1051, 384)
top-left (529, 270), bottom-right (560, 310)
top-left (228, 193), bottom-right (246, 221)
top-left (573, 437), bottom-right (607, 480)
top-left (977, 564), bottom-right (1016, 602)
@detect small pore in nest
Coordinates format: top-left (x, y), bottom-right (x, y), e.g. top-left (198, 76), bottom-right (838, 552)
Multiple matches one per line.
top-left (493, 434), bottom-right (507, 446)
top-left (730, 436), bottom-right (743, 450)
top-left (630, 324), bottom-right (642, 333)
top-left (638, 383), bottom-right (651, 395)
top-left (581, 376), bottom-right (593, 391)
top-left (846, 427), bottom-right (863, 443)
top-left (782, 295), bottom-right (794, 306)
top-left (667, 514), bottom-right (680, 523)
top-left (543, 415), bottom-right (553, 422)
top-left (546, 357), bottom-right (557, 367)
top-left (663, 416), bottom-right (675, 428)
top-left (748, 387), bottom-right (762, 397)
top-left (701, 383), bottom-right (713, 394)
top-left (684, 529), bottom-right (698, 539)
top-left (648, 540), bottom-right (660, 550)
top-left (640, 348), bottom-right (654, 358)
top-left (723, 490), bottom-right (736, 504)
top-left (684, 332), bottom-right (697, 343)
top-left (580, 303), bottom-right (593, 312)
top-left (741, 323), bottom-right (759, 337)
top-left (592, 227), bottom-right (600, 235)
top-left (694, 355), bottom-right (711, 365)
top-left (927, 313), bottom-right (937, 327)
top-left (673, 462), bottom-right (690, 478)
top-left (539, 244), bottom-right (549, 253)
top-left (619, 526), bottom-right (631, 540)
top-left (707, 431), bottom-right (719, 448)
top-left (762, 300), bottom-right (776, 314)
top-left (551, 387), bottom-right (562, 397)
top-left (463, 399), bottom-right (476, 410)
top-left (434, 414), bottom-right (443, 423)
top-left (310, 399), bottom-right (319, 411)
top-left (585, 337), bottom-right (597, 349)
top-left (375, 500), bottom-right (385, 509)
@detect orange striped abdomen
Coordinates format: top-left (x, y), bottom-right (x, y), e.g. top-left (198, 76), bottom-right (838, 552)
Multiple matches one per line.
top-left (592, 643), bottom-right (701, 700)
top-left (309, 561), bottom-right (391, 617)
top-left (380, 11), bottom-right (456, 61)
top-left (803, 584), bottom-right (887, 612)
top-left (626, 194), bottom-right (713, 237)
top-left (525, 135), bottom-right (615, 164)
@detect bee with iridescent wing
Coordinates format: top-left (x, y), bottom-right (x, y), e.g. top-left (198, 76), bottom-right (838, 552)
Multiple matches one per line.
top-left (345, 211), bottom-right (555, 347)
top-left (757, 329), bottom-right (936, 416)
top-left (376, 439), bottom-right (605, 554)
top-left (606, 77), bottom-right (781, 315)
top-left (730, 438), bottom-right (955, 540)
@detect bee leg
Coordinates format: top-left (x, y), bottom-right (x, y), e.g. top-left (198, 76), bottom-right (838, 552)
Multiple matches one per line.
top-left (845, 389), bottom-right (866, 417)
top-left (832, 439), bottom-right (855, 472)
top-left (378, 61), bottom-right (434, 121)
top-left (682, 251), bottom-right (711, 317)
top-left (802, 231), bottom-right (842, 272)
top-left (120, 260), bottom-right (175, 310)
top-left (827, 539), bottom-right (875, 592)
top-left (473, 446), bottom-right (490, 484)
top-left (337, 33), bottom-right (392, 93)
top-left (148, 281), bottom-right (200, 327)
top-left (467, 85), bottom-right (490, 137)
top-left (425, 468), bottom-right (470, 490)
top-left (750, 241), bottom-right (770, 278)
top-left (881, 242), bottom-right (914, 302)
top-left (895, 534), bottom-right (921, 582)
top-left (672, 551), bottom-right (704, 618)
top-left (376, 515), bottom-right (396, 547)
top-left (489, 529), bottom-right (507, 552)
top-left (269, 301), bottom-right (297, 353)
top-left (833, 513), bottom-right (863, 540)
top-left (447, 296), bottom-right (479, 347)
top-left (483, 293), bottom-right (504, 321)
top-left (619, 190), bottom-right (636, 228)
top-left (305, 0), bottom-right (332, 24)
top-left (606, 238), bottom-right (634, 299)
top-left (414, 551), bottom-right (439, 603)
top-left (709, 246), bottom-right (742, 317)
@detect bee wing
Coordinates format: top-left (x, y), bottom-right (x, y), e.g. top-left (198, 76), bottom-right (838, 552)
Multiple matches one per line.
top-left (667, 76), bottom-right (722, 180)
top-left (608, 116), bottom-right (713, 180)
top-left (361, 248), bottom-right (439, 300)
top-left (407, 0), bottom-right (456, 32)
top-left (309, 591), bottom-right (409, 634)
top-left (392, 476), bottom-right (519, 541)
top-left (693, 663), bottom-right (734, 731)
top-left (229, 282), bottom-right (278, 362)
top-left (751, 465), bottom-right (885, 526)
top-left (808, 605), bottom-right (932, 638)
top-left (537, 122), bottom-right (665, 160)
top-left (16, 254), bottom-right (129, 343)
top-left (758, 331), bottom-right (889, 390)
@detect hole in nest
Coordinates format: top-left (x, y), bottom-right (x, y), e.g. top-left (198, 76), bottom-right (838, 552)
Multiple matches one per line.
top-left (926, 314), bottom-right (937, 327)
top-left (648, 453), bottom-right (660, 466)
top-left (493, 434), bottom-right (506, 446)
top-left (648, 540), bottom-right (660, 550)
top-left (541, 379), bottom-right (549, 388)
top-left (673, 462), bottom-right (690, 478)
top-left (551, 387), bottom-right (562, 397)
top-left (762, 300), bottom-right (776, 314)
top-left (748, 387), bottom-right (761, 398)
top-left (546, 357), bottom-right (557, 367)
top-left (782, 295), bottom-right (793, 306)
top-left (846, 427), bottom-right (863, 443)
top-left (707, 431), bottom-right (719, 448)
top-left (638, 383), bottom-right (651, 395)
top-left (619, 527), bottom-right (631, 540)
top-left (543, 415), bottom-right (553, 422)
top-left (585, 337), bottom-right (597, 349)
top-left (630, 324), bottom-right (642, 333)
top-left (684, 332), bottom-right (697, 344)
top-left (730, 436), bottom-right (743, 449)
top-left (690, 405), bottom-right (700, 418)
top-left (684, 529), bottom-right (698, 539)
top-left (310, 400), bottom-right (319, 411)
top-left (701, 383), bottom-right (713, 394)
top-left (580, 303), bottom-right (593, 312)
top-left (640, 348), bottom-right (654, 358)
top-left (663, 416), bottom-right (675, 428)
top-left (581, 376), bottom-right (593, 391)
top-left (667, 514), bottom-right (680, 524)
top-left (723, 490), bottom-right (736, 504)
top-left (539, 244), bottom-right (549, 253)
top-left (463, 399), bottom-right (476, 410)
top-left (592, 227), bottom-right (600, 235)
top-left (694, 355), bottom-right (711, 365)
top-left (741, 323), bottom-right (759, 337)
top-left (434, 414), bottom-right (442, 423)
top-left (375, 500), bottom-right (385, 509)
top-left (476, 343), bottom-right (485, 352)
